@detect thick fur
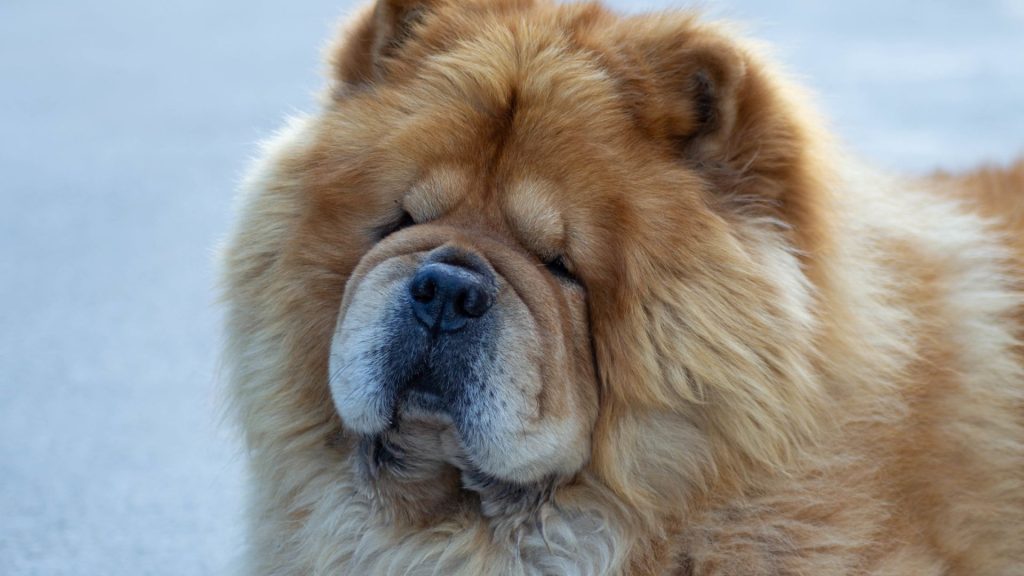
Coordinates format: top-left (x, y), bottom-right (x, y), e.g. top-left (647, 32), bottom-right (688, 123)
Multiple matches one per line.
top-left (221, 0), bottom-right (1024, 574)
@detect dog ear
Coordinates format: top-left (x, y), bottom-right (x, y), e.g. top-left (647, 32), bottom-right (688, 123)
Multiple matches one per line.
top-left (668, 40), bottom-right (747, 160)
top-left (330, 0), bottom-right (437, 87)
top-left (619, 16), bottom-right (833, 245)
top-left (616, 19), bottom-right (749, 161)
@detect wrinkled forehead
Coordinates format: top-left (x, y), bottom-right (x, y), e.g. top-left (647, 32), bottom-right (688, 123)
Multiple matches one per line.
top-left (370, 28), bottom-right (648, 248)
top-left (401, 165), bottom-right (567, 258)
top-left (389, 23), bottom-right (629, 159)
top-left (319, 7), bottom-right (711, 270)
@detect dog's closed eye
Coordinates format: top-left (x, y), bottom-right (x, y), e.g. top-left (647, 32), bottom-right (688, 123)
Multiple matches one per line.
top-left (544, 256), bottom-right (581, 285)
top-left (378, 210), bottom-right (416, 240)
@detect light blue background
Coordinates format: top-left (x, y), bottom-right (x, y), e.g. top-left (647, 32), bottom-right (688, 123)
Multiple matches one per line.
top-left (2, 1), bottom-right (1021, 573)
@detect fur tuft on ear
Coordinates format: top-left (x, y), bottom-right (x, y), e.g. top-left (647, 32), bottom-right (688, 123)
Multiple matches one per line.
top-left (673, 40), bottom-right (747, 157)
top-left (607, 15), bottom-right (748, 159)
top-left (608, 15), bottom-right (836, 262)
top-left (329, 0), bottom-right (436, 88)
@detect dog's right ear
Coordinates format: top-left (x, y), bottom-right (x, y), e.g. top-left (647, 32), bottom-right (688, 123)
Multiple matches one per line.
top-left (330, 0), bottom-right (437, 88)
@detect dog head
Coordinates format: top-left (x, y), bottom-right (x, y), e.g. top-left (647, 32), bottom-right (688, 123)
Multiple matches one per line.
top-left (229, 0), bottom-right (832, 519)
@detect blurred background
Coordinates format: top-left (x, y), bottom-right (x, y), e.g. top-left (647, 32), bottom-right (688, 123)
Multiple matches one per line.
top-left (1, 0), bottom-right (1021, 573)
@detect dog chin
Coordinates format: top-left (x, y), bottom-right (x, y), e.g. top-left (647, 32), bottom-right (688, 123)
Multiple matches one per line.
top-left (345, 388), bottom-right (553, 486)
top-left (333, 361), bottom-right (592, 486)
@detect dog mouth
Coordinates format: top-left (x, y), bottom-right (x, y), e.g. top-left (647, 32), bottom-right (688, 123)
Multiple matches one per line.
top-left (379, 365), bottom-right (463, 432)
top-left (400, 372), bottom-right (449, 415)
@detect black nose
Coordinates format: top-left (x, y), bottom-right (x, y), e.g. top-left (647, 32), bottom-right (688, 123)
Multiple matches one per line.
top-left (409, 262), bottom-right (496, 332)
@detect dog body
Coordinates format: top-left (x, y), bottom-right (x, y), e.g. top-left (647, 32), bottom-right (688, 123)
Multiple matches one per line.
top-left (222, 1), bottom-right (1024, 574)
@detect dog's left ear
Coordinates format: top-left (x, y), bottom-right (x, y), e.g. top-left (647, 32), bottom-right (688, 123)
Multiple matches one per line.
top-left (667, 39), bottom-right (747, 160)
top-left (330, 0), bottom-right (437, 87)
top-left (618, 16), bottom-right (832, 237)
top-left (616, 18), bottom-right (749, 160)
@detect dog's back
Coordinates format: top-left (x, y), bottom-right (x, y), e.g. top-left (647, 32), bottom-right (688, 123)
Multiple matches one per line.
top-left (936, 160), bottom-right (1024, 257)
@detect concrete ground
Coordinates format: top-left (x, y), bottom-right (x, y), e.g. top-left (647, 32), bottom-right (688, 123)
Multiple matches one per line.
top-left (1, 0), bottom-right (1021, 573)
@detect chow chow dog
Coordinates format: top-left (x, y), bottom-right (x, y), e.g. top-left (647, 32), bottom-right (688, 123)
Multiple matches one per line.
top-left (221, 0), bottom-right (1024, 573)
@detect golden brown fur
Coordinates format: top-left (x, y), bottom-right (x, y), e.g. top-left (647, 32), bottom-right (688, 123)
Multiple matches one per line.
top-left (221, 1), bottom-right (1024, 574)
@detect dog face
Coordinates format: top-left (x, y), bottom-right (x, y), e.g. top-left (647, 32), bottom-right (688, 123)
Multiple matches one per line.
top-left (329, 197), bottom-right (598, 484)
top-left (324, 1), bottom-right (640, 487)
top-left (324, 0), bottom-right (731, 486)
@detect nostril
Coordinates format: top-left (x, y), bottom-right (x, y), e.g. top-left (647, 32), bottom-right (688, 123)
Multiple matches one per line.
top-left (410, 276), bottom-right (436, 303)
top-left (458, 286), bottom-right (490, 318)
